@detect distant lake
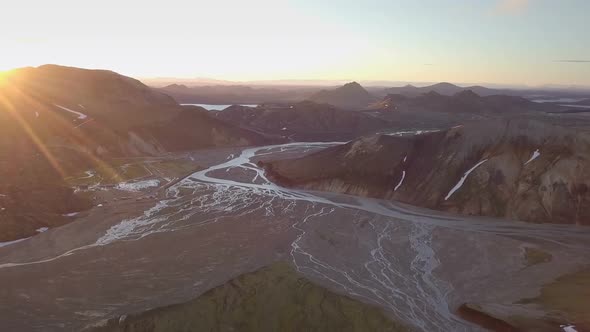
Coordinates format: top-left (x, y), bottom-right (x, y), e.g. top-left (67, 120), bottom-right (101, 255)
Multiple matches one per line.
top-left (531, 98), bottom-right (587, 103)
top-left (560, 104), bottom-right (590, 109)
top-left (180, 104), bottom-right (258, 111)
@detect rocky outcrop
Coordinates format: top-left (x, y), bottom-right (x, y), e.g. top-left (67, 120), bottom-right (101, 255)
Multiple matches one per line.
top-left (456, 304), bottom-right (520, 332)
top-left (262, 119), bottom-right (590, 225)
top-left (457, 266), bottom-right (590, 332)
top-left (89, 262), bottom-right (408, 332)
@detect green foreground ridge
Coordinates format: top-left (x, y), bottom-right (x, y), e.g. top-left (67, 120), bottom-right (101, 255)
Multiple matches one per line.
top-left (90, 262), bottom-right (409, 332)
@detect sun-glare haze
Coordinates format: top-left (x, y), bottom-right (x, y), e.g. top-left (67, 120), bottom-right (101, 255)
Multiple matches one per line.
top-left (1, 0), bottom-right (589, 86)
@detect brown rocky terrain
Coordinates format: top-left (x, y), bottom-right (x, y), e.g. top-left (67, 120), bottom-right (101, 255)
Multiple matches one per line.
top-left (261, 119), bottom-right (590, 225)
top-left (0, 65), bottom-right (271, 242)
top-left (89, 262), bottom-right (408, 332)
top-left (214, 101), bottom-right (392, 141)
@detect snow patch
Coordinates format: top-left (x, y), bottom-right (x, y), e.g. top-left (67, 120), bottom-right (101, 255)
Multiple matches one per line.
top-left (560, 104), bottom-right (590, 109)
top-left (385, 129), bottom-right (441, 137)
top-left (445, 159), bottom-right (488, 200)
top-left (394, 171), bottom-right (406, 191)
top-left (561, 325), bottom-right (578, 332)
top-left (116, 179), bottom-right (160, 192)
top-left (36, 227), bottom-right (49, 233)
top-left (78, 170), bottom-right (96, 179)
top-left (0, 237), bottom-right (29, 248)
top-left (54, 104), bottom-right (88, 120)
top-left (524, 149), bottom-right (541, 165)
top-left (63, 212), bottom-right (79, 217)
top-left (403, 155), bottom-right (407, 163)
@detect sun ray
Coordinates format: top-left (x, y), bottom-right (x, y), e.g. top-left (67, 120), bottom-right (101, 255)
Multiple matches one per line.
top-left (0, 90), bottom-right (68, 179)
top-left (0, 80), bottom-right (123, 183)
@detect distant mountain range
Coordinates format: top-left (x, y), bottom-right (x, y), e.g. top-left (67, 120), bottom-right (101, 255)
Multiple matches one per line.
top-left (156, 80), bottom-right (590, 110)
top-left (370, 90), bottom-right (555, 115)
top-left (381, 82), bottom-right (518, 97)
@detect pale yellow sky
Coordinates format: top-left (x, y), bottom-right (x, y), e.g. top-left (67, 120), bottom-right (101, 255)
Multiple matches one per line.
top-left (1, 0), bottom-right (589, 86)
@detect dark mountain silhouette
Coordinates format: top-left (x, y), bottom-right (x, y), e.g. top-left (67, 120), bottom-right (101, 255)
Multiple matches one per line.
top-left (214, 101), bottom-right (391, 141)
top-left (308, 82), bottom-right (378, 110)
top-left (370, 90), bottom-right (555, 115)
top-left (382, 82), bottom-right (518, 97)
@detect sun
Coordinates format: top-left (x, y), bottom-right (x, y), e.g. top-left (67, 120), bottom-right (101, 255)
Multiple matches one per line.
top-left (0, 68), bottom-right (19, 88)
top-left (0, 70), bottom-right (11, 86)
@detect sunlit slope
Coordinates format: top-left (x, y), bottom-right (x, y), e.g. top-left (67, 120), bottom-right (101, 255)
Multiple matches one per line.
top-left (0, 64), bottom-right (270, 242)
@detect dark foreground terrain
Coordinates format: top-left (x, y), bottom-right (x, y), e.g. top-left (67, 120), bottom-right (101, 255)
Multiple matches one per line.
top-left (91, 262), bottom-right (408, 332)
top-left (0, 142), bottom-right (588, 332)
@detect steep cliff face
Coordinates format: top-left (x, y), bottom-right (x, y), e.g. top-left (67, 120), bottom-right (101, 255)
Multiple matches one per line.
top-left (89, 263), bottom-right (408, 332)
top-left (262, 120), bottom-right (590, 225)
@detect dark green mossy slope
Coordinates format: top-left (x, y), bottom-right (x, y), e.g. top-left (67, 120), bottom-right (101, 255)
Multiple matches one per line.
top-left (91, 262), bottom-right (409, 332)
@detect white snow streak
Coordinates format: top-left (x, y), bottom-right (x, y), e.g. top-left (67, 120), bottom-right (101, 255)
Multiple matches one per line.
top-left (385, 130), bottom-right (440, 137)
top-left (562, 325), bottom-right (578, 332)
top-left (0, 237), bottom-right (29, 248)
top-left (445, 159), bottom-right (488, 201)
top-left (54, 104), bottom-right (88, 119)
top-left (524, 149), bottom-right (541, 165)
top-left (394, 171), bottom-right (406, 191)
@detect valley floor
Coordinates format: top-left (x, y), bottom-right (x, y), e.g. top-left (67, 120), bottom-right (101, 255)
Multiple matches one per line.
top-left (0, 143), bottom-right (588, 331)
